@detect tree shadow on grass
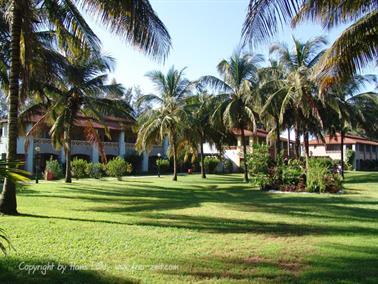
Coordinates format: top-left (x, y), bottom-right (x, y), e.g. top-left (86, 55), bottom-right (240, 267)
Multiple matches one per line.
top-left (343, 172), bottom-right (378, 184)
top-left (300, 243), bottom-right (378, 283)
top-left (162, 255), bottom-right (298, 283)
top-left (160, 243), bottom-right (378, 283)
top-left (0, 257), bottom-right (137, 284)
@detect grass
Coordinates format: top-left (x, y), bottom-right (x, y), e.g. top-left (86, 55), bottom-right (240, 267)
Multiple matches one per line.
top-left (0, 171), bottom-right (377, 283)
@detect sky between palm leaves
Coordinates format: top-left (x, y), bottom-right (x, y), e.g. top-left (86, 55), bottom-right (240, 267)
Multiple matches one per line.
top-left (84, 0), bottom-right (376, 95)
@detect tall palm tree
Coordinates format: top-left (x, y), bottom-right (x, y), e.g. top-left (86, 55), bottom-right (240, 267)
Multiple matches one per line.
top-left (22, 54), bottom-right (133, 183)
top-left (242, 0), bottom-right (377, 93)
top-left (258, 60), bottom-right (288, 158)
top-left (200, 50), bottom-right (263, 182)
top-left (0, 0), bottom-right (170, 214)
top-left (324, 75), bottom-right (378, 177)
top-left (184, 92), bottom-right (217, 178)
top-left (136, 67), bottom-right (192, 181)
top-left (269, 36), bottom-right (326, 168)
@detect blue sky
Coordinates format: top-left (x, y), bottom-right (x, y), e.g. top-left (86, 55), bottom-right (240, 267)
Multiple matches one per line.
top-left (86, 0), bottom-right (374, 94)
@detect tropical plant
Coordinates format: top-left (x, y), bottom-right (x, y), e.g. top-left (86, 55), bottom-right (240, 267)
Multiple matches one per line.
top-left (242, 0), bottom-right (377, 92)
top-left (269, 36), bottom-right (327, 168)
top-left (156, 158), bottom-right (170, 174)
top-left (200, 50), bottom-right (263, 182)
top-left (204, 156), bottom-right (220, 174)
top-left (247, 144), bottom-right (273, 189)
top-left (22, 54), bottom-right (133, 183)
top-left (323, 74), bottom-right (378, 177)
top-left (0, 0), bottom-right (170, 214)
top-left (86, 162), bottom-right (105, 179)
top-left (184, 92), bottom-right (218, 178)
top-left (44, 157), bottom-right (63, 180)
top-left (258, 60), bottom-right (288, 158)
top-left (224, 159), bottom-right (234, 173)
top-left (136, 66), bottom-right (193, 181)
top-left (71, 158), bottom-right (88, 179)
top-left (106, 156), bottom-right (131, 180)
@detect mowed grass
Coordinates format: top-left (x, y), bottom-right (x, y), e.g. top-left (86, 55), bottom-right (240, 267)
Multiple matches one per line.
top-left (1, 172), bottom-right (377, 283)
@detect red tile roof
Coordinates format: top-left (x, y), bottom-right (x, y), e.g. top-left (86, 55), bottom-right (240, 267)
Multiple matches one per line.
top-left (309, 133), bottom-right (378, 146)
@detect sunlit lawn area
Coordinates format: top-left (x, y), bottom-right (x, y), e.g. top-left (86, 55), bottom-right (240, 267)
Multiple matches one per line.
top-left (1, 172), bottom-right (377, 283)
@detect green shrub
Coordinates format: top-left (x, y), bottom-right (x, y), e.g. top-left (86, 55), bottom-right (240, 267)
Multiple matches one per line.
top-left (71, 158), bottom-right (88, 179)
top-left (44, 157), bottom-right (63, 180)
top-left (224, 159), bottom-right (233, 173)
top-left (106, 157), bottom-right (132, 180)
top-left (247, 144), bottom-right (273, 189)
top-left (346, 149), bottom-right (355, 170)
top-left (204, 156), bottom-right (220, 174)
top-left (156, 158), bottom-right (170, 173)
top-left (282, 160), bottom-right (304, 185)
top-left (86, 162), bottom-right (104, 179)
top-left (307, 158), bottom-right (342, 193)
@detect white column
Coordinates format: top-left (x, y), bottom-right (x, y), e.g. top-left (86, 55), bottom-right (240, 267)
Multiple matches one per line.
top-left (142, 151), bottom-right (149, 172)
top-left (92, 144), bottom-right (99, 163)
top-left (25, 123), bottom-right (34, 173)
top-left (119, 130), bottom-right (125, 157)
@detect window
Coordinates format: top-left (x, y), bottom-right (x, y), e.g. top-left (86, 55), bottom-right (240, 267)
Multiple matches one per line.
top-left (326, 144), bottom-right (340, 152)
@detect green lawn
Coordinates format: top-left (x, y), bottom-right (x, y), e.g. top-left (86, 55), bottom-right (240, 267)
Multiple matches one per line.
top-left (1, 172), bottom-right (378, 283)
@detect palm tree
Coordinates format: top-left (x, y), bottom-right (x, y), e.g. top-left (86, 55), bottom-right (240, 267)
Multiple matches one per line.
top-left (184, 92), bottom-right (217, 178)
top-left (242, 0), bottom-right (377, 93)
top-left (22, 54), bottom-right (133, 183)
top-left (269, 36), bottom-right (326, 168)
top-left (200, 50), bottom-right (263, 182)
top-left (258, 60), bottom-right (288, 158)
top-left (324, 75), bottom-right (378, 177)
top-left (136, 67), bottom-right (192, 181)
top-left (0, 0), bottom-right (170, 214)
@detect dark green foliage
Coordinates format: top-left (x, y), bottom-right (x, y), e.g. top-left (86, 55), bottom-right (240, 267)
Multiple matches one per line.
top-left (44, 157), bottom-right (63, 180)
top-left (125, 154), bottom-right (143, 174)
top-left (307, 158), bottom-right (342, 193)
top-left (204, 156), bottom-right (220, 174)
top-left (247, 144), bottom-right (273, 189)
top-left (224, 159), bottom-right (233, 173)
top-left (106, 157), bottom-right (132, 180)
top-left (346, 149), bottom-right (355, 170)
top-left (86, 163), bottom-right (104, 179)
top-left (156, 159), bottom-right (170, 174)
top-left (282, 159), bottom-right (304, 186)
top-left (71, 158), bottom-right (89, 180)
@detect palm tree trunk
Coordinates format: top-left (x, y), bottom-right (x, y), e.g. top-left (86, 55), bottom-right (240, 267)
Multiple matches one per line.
top-left (303, 131), bottom-right (310, 170)
top-left (200, 136), bottom-right (206, 179)
top-left (287, 128), bottom-right (291, 157)
top-left (172, 140), bottom-right (177, 181)
top-left (294, 122), bottom-right (300, 159)
top-left (65, 129), bottom-right (72, 183)
top-left (0, 3), bottom-right (22, 215)
top-left (240, 126), bottom-right (249, 183)
top-left (275, 117), bottom-right (281, 159)
top-left (340, 130), bottom-right (345, 178)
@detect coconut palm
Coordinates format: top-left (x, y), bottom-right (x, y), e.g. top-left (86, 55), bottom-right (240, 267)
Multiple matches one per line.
top-left (258, 60), bottom-right (288, 158)
top-left (200, 50), bottom-right (263, 182)
top-left (136, 67), bottom-right (192, 181)
top-left (323, 75), bottom-right (378, 177)
top-left (242, 0), bottom-right (377, 92)
top-left (22, 54), bottom-right (133, 183)
top-left (0, 0), bottom-right (170, 214)
top-left (269, 36), bottom-right (326, 167)
top-left (183, 92), bottom-right (218, 178)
